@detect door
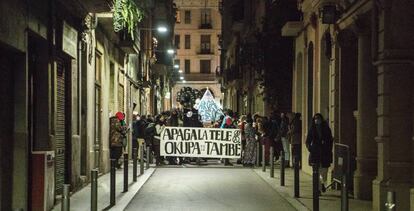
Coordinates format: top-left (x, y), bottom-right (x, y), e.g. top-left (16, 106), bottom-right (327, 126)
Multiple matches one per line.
top-left (0, 47), bottom-right (16, 211)
top-left (55, 58), bottom-right (68, 195)
top-left (94, 51), bottom-right (102, 170)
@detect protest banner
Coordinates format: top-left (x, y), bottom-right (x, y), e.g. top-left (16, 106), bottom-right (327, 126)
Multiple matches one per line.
top-left (160, 127), bottom-right (242, 159)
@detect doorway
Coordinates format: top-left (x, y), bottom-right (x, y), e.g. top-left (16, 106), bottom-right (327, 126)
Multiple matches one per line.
top-left (338, 29), bottom-right (358, 186)
top-left (0, 44), bottom-right (19, 211)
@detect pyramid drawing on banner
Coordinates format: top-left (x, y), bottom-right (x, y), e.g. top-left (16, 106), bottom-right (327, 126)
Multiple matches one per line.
top-left (196, 88), bottom-right (223, 123)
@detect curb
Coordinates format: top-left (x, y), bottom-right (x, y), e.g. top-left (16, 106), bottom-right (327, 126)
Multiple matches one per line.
top-left (253, 168), bottom-right (310, 211)
top-left (109, 168), bottom-right (156, 211)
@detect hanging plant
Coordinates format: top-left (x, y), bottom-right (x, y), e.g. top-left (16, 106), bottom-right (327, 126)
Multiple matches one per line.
top-left (112, 0), bottom-right (145, 40)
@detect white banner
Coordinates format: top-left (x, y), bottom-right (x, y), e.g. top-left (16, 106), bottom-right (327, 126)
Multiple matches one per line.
top-left (160, 127), bottom-right (242, 159)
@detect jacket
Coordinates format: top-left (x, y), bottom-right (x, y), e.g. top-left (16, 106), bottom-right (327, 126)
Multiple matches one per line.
top-left (306, 122), bottom-right (333, 168)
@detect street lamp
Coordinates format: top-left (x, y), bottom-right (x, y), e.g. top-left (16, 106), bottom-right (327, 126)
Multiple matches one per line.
top-left (178, 69), bottom-right (183, 73)
top-left (174, 64), bottom-right (179, 69)
top-left (157, 26), bottom-right (168, 33)
top-left (180, 76), bottom-right (184, 80)
top-left (139, 26), bottom-right (168, 33)
top-left (167, 49), bottom-right (175, 54)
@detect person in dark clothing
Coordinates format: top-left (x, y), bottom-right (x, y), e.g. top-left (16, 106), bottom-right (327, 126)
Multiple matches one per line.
top-left (279, 113), bottom-right (290, 167)
top-left (166, 110), bottom-right (179, 164)
top-left (288, 113), bottom-right (302, 168)
top-left (269, 112), bottom-right (282, 159)
top-left (306, 113), bottom-right (333, 193)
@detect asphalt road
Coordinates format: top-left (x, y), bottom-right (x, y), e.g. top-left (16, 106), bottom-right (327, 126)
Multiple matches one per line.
top-left (125, 168), bottom-right (296, 211)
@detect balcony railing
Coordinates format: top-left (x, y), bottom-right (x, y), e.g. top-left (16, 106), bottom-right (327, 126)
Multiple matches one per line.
top-left (198, 48), bottom-right (213, 55)
top-left (184, 73), bottom-right (216, 81)
top-left (199, 23), bottom-right (213, 29)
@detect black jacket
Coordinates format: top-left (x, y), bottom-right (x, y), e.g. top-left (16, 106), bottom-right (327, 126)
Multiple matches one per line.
top-left (306, 122), bottom-right (333, 168)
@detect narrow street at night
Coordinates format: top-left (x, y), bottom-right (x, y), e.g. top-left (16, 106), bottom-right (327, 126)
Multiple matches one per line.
top-left (1, 0), bottom-right (414, 210)
top-left (125, 168), bottom-right (296, 211)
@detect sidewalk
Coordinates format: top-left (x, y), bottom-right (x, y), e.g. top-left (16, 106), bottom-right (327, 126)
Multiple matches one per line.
top-left (52, 163), bottom-right (155, 211)
top-left (253, 166), bottom-right (372, 211)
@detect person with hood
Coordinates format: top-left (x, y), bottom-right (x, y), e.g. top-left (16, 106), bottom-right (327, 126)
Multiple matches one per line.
top-left (306, 113), bottom-right (333, 194)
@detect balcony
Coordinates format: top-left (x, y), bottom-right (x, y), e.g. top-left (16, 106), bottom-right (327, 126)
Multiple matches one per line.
top-left (184, 73), bottom-right (216, 82)
top-left (199, 23), bottom-right (213, 29)
top-left (281, 21), bottom-right (303, 37)
top-left (198, 49), bottom-right (213, 55)
top-left (118, 29), bottom-right (140, 54)
top-left (197, 46), bottom-right (215, 55)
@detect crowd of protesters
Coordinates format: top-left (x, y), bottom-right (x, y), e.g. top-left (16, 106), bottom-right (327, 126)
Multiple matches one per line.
top-left (110, 107), bottom-right (333, 194)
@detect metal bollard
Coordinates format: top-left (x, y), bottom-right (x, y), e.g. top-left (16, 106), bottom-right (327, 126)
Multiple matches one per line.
top-left (256, 142), bottom-right (260, 167)
top-left (341, 173), bottom-right (349, 211)
top-left (312, 164), bottom-right (320, 211)
top-left (123, 153), bottom-right (129, 192)
top-left (262, 145), bottom-right (266, 172)
top-left (385, 191), bottom-right (396, 211)
top-left (146, 145), bottom-right (150, 169)
top-left (294, 151), bottom-right (300, 198)
top-left (110, 159), bottom-right (116, 206)
top-left (270, 147), bottom-right (274, 178)
top-left (140, 144), bottom-right (144, 175)
top-left (280, 150), bottom-right (285, 186)
top-left (133, 148), bottom-right (138, 182)
top-left (91, 169), bottom-right (98, 211)
top-left (62, 184), bottom-right (70, 211)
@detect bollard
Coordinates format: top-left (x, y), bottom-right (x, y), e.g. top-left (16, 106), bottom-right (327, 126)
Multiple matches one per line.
top-left (294, 151), bottom-right (300, 198)
top-left (270, 146), bottom-right (274, 178)
top-left (146, 145), bottom-right (150, 169)
top-left (140, 144), bottom-right (144, 175)
top-left (62, 184), bottom-right (70, 211)
top-left (280, 150), bottom-right (285, 186)
top-left (256, 142), bottom-right (260, 167)
top-left (385, 191), bottom-right (396, 211)
top-left (123, 153), bottom-right (129, 192)
top-left (262, 145), bottom-right (266, 172)
top-left (133, 148), bottom-right (137, 182)
top-left (312, 164), bottom-right (320, 211)
top-left (110, 159), bottom-right (116, 206)
top-left (341, 173), bottom-right (349, 211)
top-left (91, 169), bottom-right (98, 211)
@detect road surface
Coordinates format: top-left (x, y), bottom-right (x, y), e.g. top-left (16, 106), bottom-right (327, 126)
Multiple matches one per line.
top-left (125, 167), bottom-right (296, 211)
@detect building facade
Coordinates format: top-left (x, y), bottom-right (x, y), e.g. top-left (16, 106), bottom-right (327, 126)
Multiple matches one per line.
top-left (283, 0), bottom-right (414, 210)
top-left (219, 0), bottom-right (299, 116)
top-left (172, 0), bottom-right (222, 108)
top-left (0, 0), bottom-right (175, 210)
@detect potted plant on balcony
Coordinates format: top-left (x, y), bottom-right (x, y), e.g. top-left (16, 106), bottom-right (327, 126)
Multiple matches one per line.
top-left (112, 0), bottom-right (145, 40)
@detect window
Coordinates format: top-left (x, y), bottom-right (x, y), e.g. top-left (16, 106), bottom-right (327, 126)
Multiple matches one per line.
top-left (200, 9), bottom-right (212, 27)
top-left (200, 35), bottom-right (211, 53)
top-left (185, 10), bottom-right (191, 24)
top-left (185, 35), bottom-right (191, 49)
top-left (200, 60), bottom-right (211, 74)
top-left (185, 59), bottom-right (191, 73)
top-left (174, 34), bottom-right (180, 49)
top-left (176, 10), bottom-right (181, 23)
